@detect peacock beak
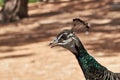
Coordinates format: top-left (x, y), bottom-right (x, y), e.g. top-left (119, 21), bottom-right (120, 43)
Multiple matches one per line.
top-left (49, 38), bottom-right (59, 48)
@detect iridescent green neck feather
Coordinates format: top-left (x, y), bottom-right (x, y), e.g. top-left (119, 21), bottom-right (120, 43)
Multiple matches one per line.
top-left (73, 44), bottom-right (107, 79)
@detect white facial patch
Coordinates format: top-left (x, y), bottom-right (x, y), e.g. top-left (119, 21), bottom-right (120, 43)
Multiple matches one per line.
top-left (57, 34), bottom-right (64, 40)
top-left (58, 38), bottom-right (72, 45)
top-left (68, 33), bottom-right (74, 37)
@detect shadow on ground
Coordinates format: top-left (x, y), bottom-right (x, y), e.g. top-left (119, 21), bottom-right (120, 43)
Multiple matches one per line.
top-left (0, 0), bottom-right (119, 56)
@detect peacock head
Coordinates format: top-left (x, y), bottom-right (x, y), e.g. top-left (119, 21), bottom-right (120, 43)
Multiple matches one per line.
top-left (49, 18), bottom-right (89, 54)
top-left (49, 29), bottom-right (81, 53)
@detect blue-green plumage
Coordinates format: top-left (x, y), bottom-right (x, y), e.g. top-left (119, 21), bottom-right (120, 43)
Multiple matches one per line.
top-left (75, 49), bottom-right (107, 79)
top-left (74, 41), bottom-right (120, 80)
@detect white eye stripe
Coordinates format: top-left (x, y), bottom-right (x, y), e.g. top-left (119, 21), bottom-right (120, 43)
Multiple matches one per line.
top-left (64, 33), bottom-right (68, 35)
top-left (60, 38), bottom-right (72, 45)
top-left (58, 33), bottom-right (74, 39)
top-left (68, 33), bottom-right (74, 37)
top-left (58, 33), bottom-right (67, 39)
top-left (58, 34), bottom-right (64, 40)
top-left (63, 38), bottom-right (72, 42)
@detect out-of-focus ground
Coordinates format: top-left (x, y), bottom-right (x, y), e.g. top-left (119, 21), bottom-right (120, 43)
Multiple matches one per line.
top-left (0, 0), bottom-right (119, 80)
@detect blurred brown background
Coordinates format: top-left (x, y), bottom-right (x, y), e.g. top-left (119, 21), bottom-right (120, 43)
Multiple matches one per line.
top-left (0, 0), bottom-right (119, 80)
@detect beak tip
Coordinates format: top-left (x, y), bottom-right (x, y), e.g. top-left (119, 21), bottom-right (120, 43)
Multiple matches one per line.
top-left (49, 38), bottom-right (58, 48)
top-left (49, 42), bottom-right (55, 48)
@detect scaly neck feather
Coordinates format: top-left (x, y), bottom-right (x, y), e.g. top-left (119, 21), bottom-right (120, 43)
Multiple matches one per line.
top-left (72, 43), bottom-right (107, 79)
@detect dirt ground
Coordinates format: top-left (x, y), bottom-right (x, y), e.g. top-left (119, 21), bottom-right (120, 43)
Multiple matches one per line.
top-left (0, 0), bottom-right (119, 80)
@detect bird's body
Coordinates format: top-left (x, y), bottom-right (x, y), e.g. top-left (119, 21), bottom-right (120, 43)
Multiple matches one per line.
top-left (49, 18), bottom-right (120, 80)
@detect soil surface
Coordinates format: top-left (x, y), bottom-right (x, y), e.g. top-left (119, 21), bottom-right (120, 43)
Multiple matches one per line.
top-left (0, 0), bottom-right (119, 80)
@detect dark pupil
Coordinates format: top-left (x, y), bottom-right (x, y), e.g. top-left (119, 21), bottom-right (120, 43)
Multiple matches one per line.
top-left (62, 34), bottom-right (67, 40)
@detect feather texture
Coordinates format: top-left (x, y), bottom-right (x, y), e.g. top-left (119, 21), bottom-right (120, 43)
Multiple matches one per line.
top-left (74, 43), bottom-right (120, 80)
top-left (50, 29), bottom-right (120, 80)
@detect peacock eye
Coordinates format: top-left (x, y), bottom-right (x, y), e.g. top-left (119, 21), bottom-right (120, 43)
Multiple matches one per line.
top-left (61, 34), bottom-right (67, 40)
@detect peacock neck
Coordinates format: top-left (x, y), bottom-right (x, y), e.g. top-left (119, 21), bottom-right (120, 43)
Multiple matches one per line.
top-left (73, 44), bottom-right (107, 79)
